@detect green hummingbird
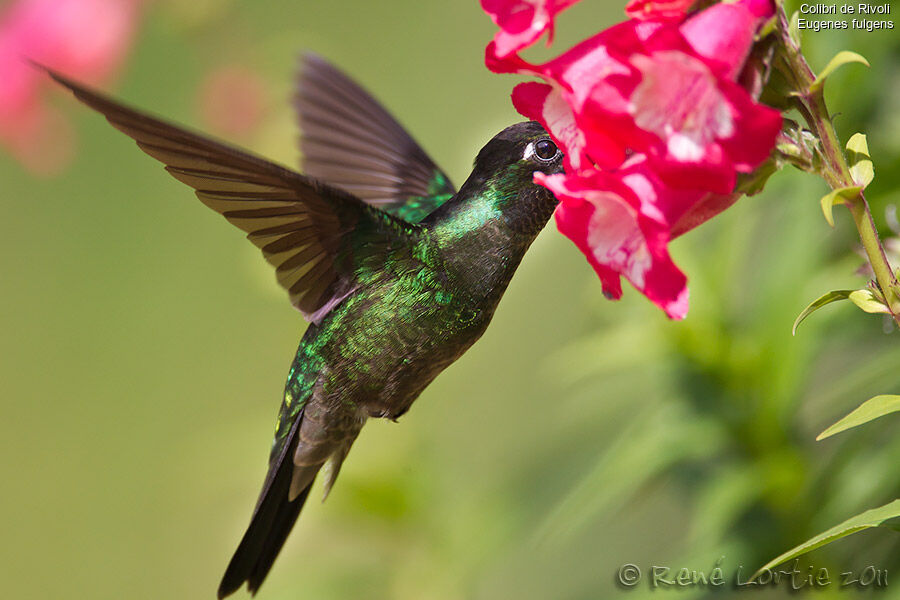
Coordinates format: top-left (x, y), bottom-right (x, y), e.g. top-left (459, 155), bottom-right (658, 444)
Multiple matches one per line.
top-left (45, 54), bottom-right (564, 597)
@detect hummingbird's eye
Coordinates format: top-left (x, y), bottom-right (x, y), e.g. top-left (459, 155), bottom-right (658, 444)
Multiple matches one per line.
top-left (534, 139), bottom-right (558, 160)
top-left (524, 139), bottom-right (559, 163)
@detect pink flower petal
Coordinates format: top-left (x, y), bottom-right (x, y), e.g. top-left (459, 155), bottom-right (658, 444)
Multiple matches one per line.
top-left (481, 0), bottom-right (781, 319)
top-left (680, 0), bottom-right (772, 79)
top-left (512, 81), bottom-right (582, 168)
top-left (197, 65), bottom-right (268, 139)
top-left (716, 79), bottom-right (783, 172)
top-left (669, 191), bottom-right (739, 238)
top-left (488, 24), bottom-right (639, 170)
top-left (625, 0), bottom-right (695, 21)
top-left (618, 157), bottom-right (737, 235)
top-left (577, 25), bottom-right (780, 192)
top-left (0, 0), bottom-right (142, 174)
top-left (481, 0), bottom-right (580, 58)
top-left (629, 50), bottom-right (734, 160)
top-left (8, 0), bottom-right (140, 83)
top-left (539, 170), bottom-right (690, 319)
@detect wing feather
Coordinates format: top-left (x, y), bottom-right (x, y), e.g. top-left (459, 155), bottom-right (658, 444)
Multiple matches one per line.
top-left (295, 53), bottom-right (457, 223)
top-left (46, 67), bottom-right (412, 322)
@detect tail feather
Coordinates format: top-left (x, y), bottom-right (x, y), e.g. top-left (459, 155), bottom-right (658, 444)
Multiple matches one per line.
top-left (246, 485), bottom-right (311, 595)
top-left (218, 402), bottom-right (360, 597)
top-left (218, 412), bottom-right (319, 599)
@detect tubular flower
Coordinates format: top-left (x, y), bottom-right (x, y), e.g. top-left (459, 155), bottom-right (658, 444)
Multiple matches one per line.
top-left (482, 0), bottom-right (780, 318)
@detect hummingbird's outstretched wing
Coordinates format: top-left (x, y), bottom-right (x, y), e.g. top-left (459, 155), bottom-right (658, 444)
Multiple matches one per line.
top-left (295, 53), bottom-right (456, 223)
top-left (46, 68), bottom-right (415, 324)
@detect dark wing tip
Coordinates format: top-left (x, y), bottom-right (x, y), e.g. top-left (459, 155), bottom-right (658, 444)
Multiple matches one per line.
top-left (297, 51), bottom-right (357, 89)
top-left (293, 52), bottom-right (456, 221)
top-left (299, 50), bottom-right (327, 69)
top-left (35, 63), bottom-right (90, 98)
top-left (217, 578), bottom-right (241, 599)
top-left (23, 56), bottom-right (45, 72)
top-left (31, 63), bottom-right (89, 104)
top-left (41, 65), bottom-right (372, 324)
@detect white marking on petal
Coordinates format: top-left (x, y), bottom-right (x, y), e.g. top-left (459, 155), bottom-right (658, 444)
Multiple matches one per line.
top-left (584, 191), bottom-right (651, 288)
top-left (628, 51), bottom-right (735, 162)
top-left (541, 86), bottom-right (585, 169)
top-left (667, 132), bottom-right (704, 161)
top-left (666, 285), bottom-right (690, 320)
top-left (621, 170), bottom-right (666, 222)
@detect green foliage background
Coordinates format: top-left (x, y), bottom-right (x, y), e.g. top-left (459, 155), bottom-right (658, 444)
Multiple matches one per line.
top-left (1, 0), bottom-right (899, 598)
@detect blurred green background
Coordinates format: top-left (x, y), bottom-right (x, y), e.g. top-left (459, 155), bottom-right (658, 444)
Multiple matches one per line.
top-left (2, 0), bottom-right (900, 598)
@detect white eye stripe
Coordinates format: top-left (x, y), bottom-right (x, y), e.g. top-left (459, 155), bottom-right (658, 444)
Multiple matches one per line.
top-left (523, 141), bottom-right (537, 160)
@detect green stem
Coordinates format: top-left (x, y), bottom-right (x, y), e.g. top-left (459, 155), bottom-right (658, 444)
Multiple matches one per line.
top-left (775, 6), bottom-right (900, 324)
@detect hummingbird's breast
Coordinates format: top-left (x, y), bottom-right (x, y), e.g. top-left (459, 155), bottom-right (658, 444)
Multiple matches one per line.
top-left (310, 257), bottom-right (502, 421)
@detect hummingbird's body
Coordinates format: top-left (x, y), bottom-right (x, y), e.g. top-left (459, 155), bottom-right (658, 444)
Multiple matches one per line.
top-left (275, 152), bottom-right (559, 492)
top-left (46, 54), bottom-right (563, 598)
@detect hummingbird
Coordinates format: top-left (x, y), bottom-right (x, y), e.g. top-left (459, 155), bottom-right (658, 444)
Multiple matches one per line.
top-left (45, 54), bottom-right (564, 597)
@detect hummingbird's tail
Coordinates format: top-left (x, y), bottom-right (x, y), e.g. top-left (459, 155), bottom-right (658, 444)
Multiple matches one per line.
top-left (218, 413), bottom-right (317, 599)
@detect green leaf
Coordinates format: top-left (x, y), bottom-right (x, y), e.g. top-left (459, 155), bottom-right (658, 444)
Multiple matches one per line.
top-left (817, 395), bottom-right (900, 440)
top-left (788, 11), bottom-right (801, 47)
top-left (848, 289), bottom-right (890, 314)
top-left (753, 500), bottom-right (900, 578)
top-left (846, 132), bottom-right (870, 155)
top-left (792, 290), bottom-right (853, 335)
top-left (736, 158), bottom-right (777, 196)
top-left (819, 186), bottom-right (861, 227)
top-left (757, 14), bottom-right (777, 39)
top-left (846, 133), bottom-right (875, 188)
top-left (810, 51), bottom-right (870, 92)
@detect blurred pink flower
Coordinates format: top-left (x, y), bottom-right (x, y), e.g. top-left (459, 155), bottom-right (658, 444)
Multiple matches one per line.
top-left (0, 0), bottom-right (142, 174)
top-left (196, 65), bottom-right (268, 139)
top-left (483, 0), bottom-right (780, 318)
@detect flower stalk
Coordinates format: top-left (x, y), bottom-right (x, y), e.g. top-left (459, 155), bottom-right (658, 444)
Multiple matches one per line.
top-left (774, 4), bottom-right (900, 325)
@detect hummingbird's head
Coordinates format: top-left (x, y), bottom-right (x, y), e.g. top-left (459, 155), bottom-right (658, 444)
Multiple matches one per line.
top-left (425, 121), bottom-right (565, 279)
top-left (427, 121), bottom-right (565, 242)
top-left (448, 121), bottom-right (563, 238)
top-left (465, 120), bottom-right (565, 235)
top-left (472, 120), bottom-right (565, 182)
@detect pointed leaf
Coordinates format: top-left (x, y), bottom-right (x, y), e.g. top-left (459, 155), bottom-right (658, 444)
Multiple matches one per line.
top-left (753, 499), bottom-right (900, 578)
top-left (810, 51), bottom-right (870, 93)
top-left (819, 186), bottom-right (862, 227)
top-left (846, 133), bottom-right (875, 188)
top-left (846, 132), bottom-right (870, 155)
top-left (792, 290), bottom-right (853, 335)
top-left (788, 11), bottom-right (801, 47)
top-left (757, 14), bottom-right (777, 40)
top-left (817, 395), bottom-right (900, 440)
top-left (848, 289), bottom-right (890, 314)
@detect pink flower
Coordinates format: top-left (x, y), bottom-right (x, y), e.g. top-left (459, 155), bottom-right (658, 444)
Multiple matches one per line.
top-left (540, 156), bottom-right (738, 318)
top-left (481, 0), bottom-right (580, 58)
top-left (482, 0), bottom-right (780, 318)
top-left (0, 0), bottom-right (141, 174)
top-left (624, 0), bottom-right (695, 21)
top-left (538, 166), bottom-right (690, 318)
top-left (489, 1), bottom-right (780, 192)
top-left (197, 65), bottom-right (269, 139)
